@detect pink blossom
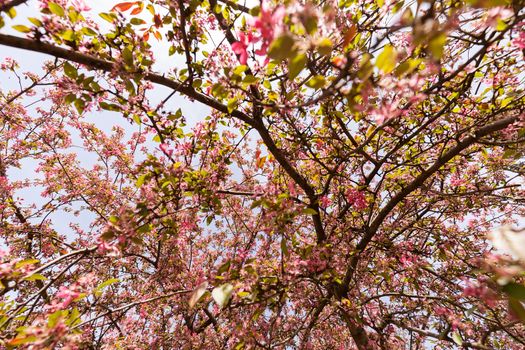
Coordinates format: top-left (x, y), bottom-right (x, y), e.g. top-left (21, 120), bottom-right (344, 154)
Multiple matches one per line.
top-left (319, 195), bottom-right (331, 208)
top-left (345, 188), bottom-right (367, 210)
top-left (56, 286), bottom-right (81, 309)
top-left (159, 142), bottom-right (173, 157)
top-left (250, 4), bottom-right (285, 56)
top-left (512, 31), bottom-right (525, 49)
top-left (97, 239), bottom-right (120, 257)
top-left (373, 100), bottom-right (402, 125)
top-left (485, 7), bottom-right (513, 27)
top-left (450, 174), bottom-right (465, 187)
top-left (0, 262), bottom-right (13, 278)
top-left (231, 3), bottom-right (286, 64)
top-left (70, 0), bottom-right (90, 11)
top-left (231, 32), bottom-right (252, 65)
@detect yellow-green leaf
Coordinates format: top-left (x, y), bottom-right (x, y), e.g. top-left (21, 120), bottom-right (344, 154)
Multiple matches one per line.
top-left (306, 75), bottom-right (326, 89)
top-left (48, 2), bottom-right (65, 17)
top-left (376, 44), bottom-right (397, 74)
top-left (12, 25), bottom-right (31, 33)
top-left (316, 37), bottom-right (333, 56)
top-left (227, 98), bottom-right (238, 113)
top-left (268, 35), bottom-right (296, 62)
top-left (428, 33), bottom-right (447, 60)
top-left (63, 62), bottom-right (77, 79)
top-left (288, 53), bottom-right (307, 79)
top-left (28, 17), bottom-right (42, 26)
top-left (23, 274), bottom-right (47, 282)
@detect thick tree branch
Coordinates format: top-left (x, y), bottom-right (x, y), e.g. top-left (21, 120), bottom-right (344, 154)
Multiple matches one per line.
top-left (0, 0), bottom-right (29, 12)
top-left (340, 114), bottom-right (519, 292)
top-left (0, 33), bottom-right (326, 242)
top-left (0, 33), bottom-right (254, 126)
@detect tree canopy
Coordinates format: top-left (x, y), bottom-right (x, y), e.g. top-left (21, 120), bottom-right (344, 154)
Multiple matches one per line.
top-left (0, 0), bottom-right (524, 348)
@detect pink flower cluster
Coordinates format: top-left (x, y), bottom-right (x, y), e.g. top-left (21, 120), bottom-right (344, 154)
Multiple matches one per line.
top-left (345, 188), bottom-right (367, 210)
top-left (293, 257), bottom-right (327, 274)
top-left (231, 4), bottom-right (285, 64)
top-left (512, 30), bottom-right (525, 49)
top-left (47, 273), bottom-right (96, 311)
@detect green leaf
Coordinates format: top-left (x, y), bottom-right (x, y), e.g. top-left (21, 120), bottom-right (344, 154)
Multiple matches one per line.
top-left (28, 17), bottom-right (42, 27)
top-left (136, 174), bottom-right (147, 187)
top-left (68, 307), bottom-right (81, 326)
top-left (500, 96), bottom-right (513, 108)
top-left (227, 98), bottom-right (238, 113)
top-left (68, 8), bottom-right (79, 23)
top-left (64, 93), bottom-right (76, 104)
top-left (99, 12), bottom-right (115, 23)
top-left (394, 58), bottom-right (422, 77)
top-left (8, 335), bottom-right (38, 346)
top-left (306, 75), bottom-right (326, 89)
top-left (496, 18), bottom-right (508, 31)
top-left (281, 239), bottom-right (289, 257)
top-left (61, 29), bottom-right (75, 41)
top-left (452, 331), bottom-right (463, 346)
top-left (232, 65), bottom-right (248, 75)
top-left (6, 7), bottom-right (16, 19)
top-left (509, 298), bottom-right (525, 320)
top-left (302, 207), bottom-right (318, 215)
top-left (217, 260), bottom-right (231, 275)
top-left (99, 102), bottom-right (121, 111)
top-left (392, 0), bottom-right (404, 13)
top-left (96, 278), bottom-right (120, 291)
top-left (130, 18), bottom-right (146, 25)
top-left (82, 27), bottom-right (97, 36)
top-left (48, 2), bottom-right (65, 17)
top-left (23, 273), bottom-right (47, 282)
top-left (467, 0), bottom-right (509, 8)
top-left (15, 259), bottom-right (39, 269)
top-left (288, 53), bottom-right (307, 79)
top-left (376, 44), bottom-right (397, 74)
top-left (428, 33), bottom-right (447, 60)
top-left (212, 283), bottom-right (234, 308)
top-left (316, 38), bottom-right (333, 56)
top-left (63, 62), bottom-right (77, 78)
top-left (303, 16), bottom-right (318, 35)
top-left (503, 283), bottom-right (525, 300)
top-left (268, 35), bottom-right (296, 62)
top-left (122, 47), bottom-right (133, 66)
top-left (12, 25), bottom-right (31, 33)
top-left (48, 310), bottom-right (65, 328)
top-left (74, 98), bottom-right (85, 114)
top-left (242, 75), bottom-right (257, 84)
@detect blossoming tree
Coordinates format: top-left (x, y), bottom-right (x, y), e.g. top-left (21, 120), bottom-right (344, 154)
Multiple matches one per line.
top-left (0, 0), bottom-right (524, 348)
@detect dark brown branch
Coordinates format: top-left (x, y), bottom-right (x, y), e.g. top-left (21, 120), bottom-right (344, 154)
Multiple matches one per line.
top-left (0, 33), bottom-right (254, 126)
top-left (218, 0), bottom-right (250, 13)
top-left (0, 33), bottom-right (327, 243)
top-left (0, 0), bottom-right (29, 12)
top-left (340, 114), bottom-right (519, 293)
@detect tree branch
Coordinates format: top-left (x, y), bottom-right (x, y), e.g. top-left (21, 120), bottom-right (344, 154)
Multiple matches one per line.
top-left (0, 0), bottom-right (29, 12)
top-left (340, 114), bottom-right (519, 293)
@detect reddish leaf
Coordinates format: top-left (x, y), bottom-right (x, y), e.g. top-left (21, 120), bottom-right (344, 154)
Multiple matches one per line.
top-left (154, 31), bottom-right (162, 41)
top-left (130, 3), bottom-right (144, 15)
top-left (111, 2), bottom-right (138, 12)
top-left (343, 24), bottom-right (357, 48)
top-left (143, 31), bottom-right (150, 41)
top-left (153, 14), bottom-right (162, 28)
